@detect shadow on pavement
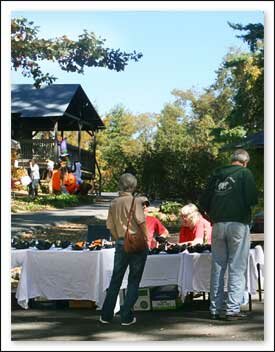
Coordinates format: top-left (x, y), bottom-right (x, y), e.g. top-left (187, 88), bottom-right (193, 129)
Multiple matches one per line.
top-left (11, 299), bottom-right (264, 342)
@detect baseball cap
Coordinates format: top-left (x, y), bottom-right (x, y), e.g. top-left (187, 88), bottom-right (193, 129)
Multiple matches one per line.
top-left (139, 196), bottom-right (150, 206)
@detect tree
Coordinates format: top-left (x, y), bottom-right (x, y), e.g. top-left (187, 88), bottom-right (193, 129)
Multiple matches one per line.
top-left (214, 23), bottom-right (264, 132)
top-left (228, 22), bottom-right (264, 53)
top-left (96, 106), bottom-right (144, 190)
top-left (11, 17), bottom-right (143, 88)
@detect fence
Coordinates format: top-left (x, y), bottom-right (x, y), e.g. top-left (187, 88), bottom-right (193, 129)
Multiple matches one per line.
top-left (18, 139), bottom-right (95, 174)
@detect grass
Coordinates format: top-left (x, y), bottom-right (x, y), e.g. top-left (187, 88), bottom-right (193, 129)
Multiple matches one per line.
top-left (11, 192), bottom-right (95, 213)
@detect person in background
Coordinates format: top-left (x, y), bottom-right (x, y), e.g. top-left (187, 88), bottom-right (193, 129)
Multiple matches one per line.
top-left (200, 149), bottom-right (258, 321)
top-left (139, 196), bottom-right (169, 249)
top-left (46, 159), bottom-right (54, 180)
top-left (99, 173), bottom-right (148, 326)
top-left (73, 161), bottom-right (83, 185)
top-left (29, 158), bottom-right (40, 198)
top-left (51, 163), bottom-right (62, 194)
top-left (178, 203), bottom-right (212, 245)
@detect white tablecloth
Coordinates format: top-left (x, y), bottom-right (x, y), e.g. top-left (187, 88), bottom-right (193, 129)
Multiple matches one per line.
top-left (16, 249), bottom-right (104, 309)
top-left (12, 249), bottom-right (182, 310)
top-left (11, 248), bottom-right (29, 268)
top-left (12, 247), bottom-right (262, 310)
top-left (178, 248), bottom-right (264, 298)
top-left (103, 253), bottom-right (182, 292)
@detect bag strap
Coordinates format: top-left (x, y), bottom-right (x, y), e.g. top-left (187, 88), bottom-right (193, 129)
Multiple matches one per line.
top-left (125, 196), bottom-right (135, 236)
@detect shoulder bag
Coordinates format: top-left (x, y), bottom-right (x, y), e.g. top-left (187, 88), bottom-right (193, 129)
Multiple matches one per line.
top-left (124, 196), bottom-right (148, 253)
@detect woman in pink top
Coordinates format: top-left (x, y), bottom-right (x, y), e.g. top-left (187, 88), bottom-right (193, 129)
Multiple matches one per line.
top-left (178, 203), bottom-right (212, 245)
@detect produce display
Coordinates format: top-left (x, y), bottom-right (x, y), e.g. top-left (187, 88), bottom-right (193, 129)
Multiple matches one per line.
top-left (148, 235), bottom-right (211, 255)
top-left (11, 236), bottom-right (115, 251)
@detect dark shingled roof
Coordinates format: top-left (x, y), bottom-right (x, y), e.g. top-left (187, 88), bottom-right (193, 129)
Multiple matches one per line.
top-left (235, 131), bottom-right (264, 149)
top-left (11, 84), bottom-right (105, 130)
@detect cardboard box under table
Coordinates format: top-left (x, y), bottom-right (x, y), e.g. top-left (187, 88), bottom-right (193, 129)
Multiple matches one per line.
top-left (151, 285), bottom-right (183, 311)
top-left (119, 288), bottom-right (151, 311)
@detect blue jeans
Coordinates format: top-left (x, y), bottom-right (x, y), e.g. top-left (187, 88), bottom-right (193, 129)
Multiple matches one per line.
top-left (210, 222), bottom-right (250, 316)
top-left (29, 179), bottom-right (39, 197)
top-left (101, 239), bottom-right (148, 323)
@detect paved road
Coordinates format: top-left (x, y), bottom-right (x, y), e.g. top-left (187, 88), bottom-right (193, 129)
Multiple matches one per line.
top-left (11, 298), bottom-right (264, 343)
top-left (11, 193), bottom-right (115, 235)
top-left (11, 192), bottom-right (164, 236)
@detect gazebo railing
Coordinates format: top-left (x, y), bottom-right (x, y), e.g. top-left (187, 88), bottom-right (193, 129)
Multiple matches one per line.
top-left (20, 139), bottom-right (55, 161)
top-left (18, 139), bottom-right (95, 174)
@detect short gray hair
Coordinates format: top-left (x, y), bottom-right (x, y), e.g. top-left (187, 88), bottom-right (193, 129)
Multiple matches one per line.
top-left (118, 173), bottom-right (137, 192)
top-left (231, 149), bottom-right (250, 164)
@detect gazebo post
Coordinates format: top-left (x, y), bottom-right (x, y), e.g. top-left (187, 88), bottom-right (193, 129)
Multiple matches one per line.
top-left (53, 121), bottom-right (59, 163)
top-left (78, 122), bottom-right (83, 161)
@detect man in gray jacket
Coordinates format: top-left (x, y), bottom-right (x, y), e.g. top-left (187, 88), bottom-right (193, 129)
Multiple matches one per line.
top-left (200, 149), bottom-right (258, 320)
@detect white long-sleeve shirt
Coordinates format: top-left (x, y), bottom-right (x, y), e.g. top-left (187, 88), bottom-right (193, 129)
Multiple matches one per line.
top-left (30, 164), bottom-right (40, 180)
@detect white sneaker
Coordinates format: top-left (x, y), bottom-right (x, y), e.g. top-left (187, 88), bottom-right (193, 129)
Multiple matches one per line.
top-left (99, 316), bottom-right (110, 324)
top-left (121, 317), bottom-right (136, 326)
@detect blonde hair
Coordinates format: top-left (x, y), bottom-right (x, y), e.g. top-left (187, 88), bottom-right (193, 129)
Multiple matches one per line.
top-left (180, 203), bottom-right (200, 227)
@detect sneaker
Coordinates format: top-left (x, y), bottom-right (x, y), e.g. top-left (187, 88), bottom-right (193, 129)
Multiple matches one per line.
top-left (225, 312), bottom-right (248, 321)
top-left (121, 317), bottom-right (136, 326)
top-left (99, 316), bottom-right (111, 324)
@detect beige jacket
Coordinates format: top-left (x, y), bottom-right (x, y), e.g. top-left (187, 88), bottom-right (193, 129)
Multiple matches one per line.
top-left (106, 192), bottom-right (146, 240)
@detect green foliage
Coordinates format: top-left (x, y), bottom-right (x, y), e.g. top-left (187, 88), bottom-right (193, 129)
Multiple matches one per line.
top-left (211, 125), bottom-right (247, 146)
top-left (159, 201), bottom-right (183, 215)
top-left (136, 97), bottom-right (222, 200)
top-left (212, 23), bottom-right (264, 133)
top-left (11, 17), bottom-right (143, 88)
top-left (96, 106), bottom-right (158, 191)
top-left (12, 194), bottom-right (94, 212)
top-left (33, 194), bottom-right (80, 207)
top-left (228, 22), bottom-right (264, 53)
top-left (94, 22), bottom-right (263, 205)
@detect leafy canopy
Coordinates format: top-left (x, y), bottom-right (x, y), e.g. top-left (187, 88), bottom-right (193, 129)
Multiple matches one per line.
top-left (11, 17), bottom-right (143, 88)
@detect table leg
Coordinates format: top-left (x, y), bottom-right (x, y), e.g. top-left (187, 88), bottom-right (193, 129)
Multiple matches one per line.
top-left (257, 263), bottom-right (262, 301)
top-left (248, 293), bottom-right (252, 311)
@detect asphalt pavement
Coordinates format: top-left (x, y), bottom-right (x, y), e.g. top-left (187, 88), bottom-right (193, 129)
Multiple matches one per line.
top-left (11, 192), bottom-right (114, 236)
top-left (11, 297), bottom-right (264, 343)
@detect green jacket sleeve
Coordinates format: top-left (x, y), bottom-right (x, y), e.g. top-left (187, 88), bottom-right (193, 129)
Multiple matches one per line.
top-left (243, 169), bottom-right (258, 208)
top-left (199, 175), bottom-right (216, 214)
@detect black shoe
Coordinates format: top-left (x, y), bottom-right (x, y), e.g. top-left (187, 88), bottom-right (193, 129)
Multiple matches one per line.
top-left (225, 312), bottom-right (248, 321)
top-left (121, 317), bottom-right (136, 326)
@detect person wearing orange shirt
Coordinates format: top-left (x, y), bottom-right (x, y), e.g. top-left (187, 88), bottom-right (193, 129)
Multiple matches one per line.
top-left (178, 203), bottom-right (212, 245)
top-left (51, 163), bottom-right (62, 194)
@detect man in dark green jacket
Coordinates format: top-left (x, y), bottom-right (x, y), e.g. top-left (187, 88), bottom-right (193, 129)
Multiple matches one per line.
top-left (200, 149), bottom-right (258, 320)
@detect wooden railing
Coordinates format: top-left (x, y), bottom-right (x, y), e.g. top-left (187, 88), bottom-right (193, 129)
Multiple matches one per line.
top-left (18, 139), bottom-right (95, 175)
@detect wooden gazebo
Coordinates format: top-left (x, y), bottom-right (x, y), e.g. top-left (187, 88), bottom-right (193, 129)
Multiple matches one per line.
top-left (11, 84), bottom-right (105, 186)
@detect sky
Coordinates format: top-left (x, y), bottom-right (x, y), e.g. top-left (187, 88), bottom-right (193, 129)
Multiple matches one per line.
top-left (10, 9), bottom-right (264, 116)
